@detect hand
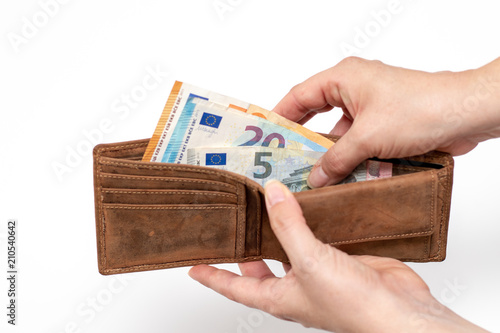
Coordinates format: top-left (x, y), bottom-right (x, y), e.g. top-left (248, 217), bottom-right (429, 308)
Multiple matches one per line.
top-left (189, 180), bottom-right (486, 332)
top-left (272, 56), bottom-right (500, 187)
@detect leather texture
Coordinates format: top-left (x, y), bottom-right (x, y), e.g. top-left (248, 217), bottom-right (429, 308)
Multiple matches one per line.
top-left (93, 135), bottom-right (454, 275)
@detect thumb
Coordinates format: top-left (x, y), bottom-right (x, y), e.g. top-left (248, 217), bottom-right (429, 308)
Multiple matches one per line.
top-left (308, 130), bottom-right (370, 187)
top-left (264, 180), bottom-right (319, 266)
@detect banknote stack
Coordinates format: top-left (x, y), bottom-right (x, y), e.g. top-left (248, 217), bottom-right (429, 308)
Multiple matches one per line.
top-left (142, 81), bottom-right (392, 192)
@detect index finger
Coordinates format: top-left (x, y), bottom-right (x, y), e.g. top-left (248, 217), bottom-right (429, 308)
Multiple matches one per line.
top-left (188, 264), bottom-right (283, 312)
top-left (271, 67), bottom-right (346, 123)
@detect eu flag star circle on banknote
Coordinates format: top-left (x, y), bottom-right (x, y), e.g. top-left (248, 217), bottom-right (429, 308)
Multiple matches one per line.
top-left (200, 112), bottom-right (222, 128)
top-left (206, 153), bottom-right (226, 165)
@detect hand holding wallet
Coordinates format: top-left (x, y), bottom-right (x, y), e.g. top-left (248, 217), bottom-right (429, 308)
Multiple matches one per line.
top-left (93, 134), bottom-right (453, 275)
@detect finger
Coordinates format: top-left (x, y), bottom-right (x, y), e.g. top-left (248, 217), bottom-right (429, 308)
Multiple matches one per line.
top-left (238, 261), bottom-right (275, 280)
top-left (307, 129), bottom-right (370, 188)
top-left (272, 68), bottom-right (344, 122)
top-left (295, 111), bottom-right (316, 126)
top-left (264, 180), bottom-right (319, 267)
top-left (189, 264), bottom-right (281, 310)
top-left (282, 263), bottom-right (292, 274)
top-left (329, 114), bottom-right (353, 136)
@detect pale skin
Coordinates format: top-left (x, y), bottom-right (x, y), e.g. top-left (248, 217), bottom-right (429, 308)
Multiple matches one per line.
top-left (189, 57), bottom-right (500, 332)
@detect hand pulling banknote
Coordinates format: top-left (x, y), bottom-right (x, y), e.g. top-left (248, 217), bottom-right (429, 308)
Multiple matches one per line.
top-left (143, 81), bottom-right (392, 192)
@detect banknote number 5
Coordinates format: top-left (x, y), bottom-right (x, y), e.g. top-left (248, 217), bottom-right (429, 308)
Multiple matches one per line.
top-left (254, 152), bottom-right (272, 179)
top-left (239, 126), bottom-right (285, 148)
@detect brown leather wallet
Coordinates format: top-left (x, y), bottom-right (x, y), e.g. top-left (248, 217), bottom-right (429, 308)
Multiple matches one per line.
top-left (93, 135), bottom-right (454, 275)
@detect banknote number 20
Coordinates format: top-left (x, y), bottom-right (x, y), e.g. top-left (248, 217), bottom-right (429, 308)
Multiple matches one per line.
top-left (254, 152), bottom-right (272, 179)
top-left (239, 126), bottom-right (285, 148)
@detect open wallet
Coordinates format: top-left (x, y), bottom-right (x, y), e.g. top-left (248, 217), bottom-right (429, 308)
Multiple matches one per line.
top-left (93, 134), bottom-right (454, 275)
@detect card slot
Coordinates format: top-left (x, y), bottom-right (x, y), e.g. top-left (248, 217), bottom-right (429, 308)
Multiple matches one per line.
top-left (99, 203), bottom-right (238, 271)
top-left (97, 156), bottom-right (249, 188)
top-left (101, 188), bottom-right (238, 205)
top-left (302, 170), bottom-right (437, 244)
top-left (261, 170), bottom-right (439, 262)
top-left (98, 172), bottom-right (237, 193)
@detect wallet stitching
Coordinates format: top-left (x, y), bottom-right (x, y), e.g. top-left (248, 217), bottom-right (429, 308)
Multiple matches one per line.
top-left (434, 167), bottom-right (452, 260)
top-left (255, 188), bottom-right (262, 257)
top-left (236, 183), bottom-right (246, 259)
top-left (95, 155), bottom-right (107, 271)
top-left (101, 189), bottom-right (237, 199)
top-left (426, 171), bottom-right (435, 258)
top-left (99, 174), bottom-right (237, 191)
top-left (426, 168), bottom-right (450, 261)
top-left (442, 166), bottom-right (452, 257)
top-left (326, 230), bottom-right (433, 246)
top-left (102, 204), bottom-right (237, 210)
top-left (99, 158), bottom-right (250, 185)
top-left (102, 256), bottom-right (290, 274)
top-left (96, 142), bottom-right (148, 153)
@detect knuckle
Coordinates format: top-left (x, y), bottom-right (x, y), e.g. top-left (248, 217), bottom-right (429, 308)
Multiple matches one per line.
top-left (298, 255), bottom-right (320, 276)
top-left (340, 56), bottom-right (364, 67)
top-left (339, 57), bottom-right (385, 80)
top-left (261, 284), bottom-right (284, 316)
top-left (290, 83), bottom-right (314, 107)
top-left (320, 148), bottom-right (352, 179)
top-left (297, 242), bottom-right (329, 276)
top-left (260, 298), bottom-right (281, 317)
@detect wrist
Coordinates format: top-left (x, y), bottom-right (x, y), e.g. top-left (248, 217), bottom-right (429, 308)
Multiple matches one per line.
top-left (404, 296), bottom-right (488, 333)
top-left (353, 292), bottom-right (487, 333)
top-left (452, 59), bottom-right (500, 142)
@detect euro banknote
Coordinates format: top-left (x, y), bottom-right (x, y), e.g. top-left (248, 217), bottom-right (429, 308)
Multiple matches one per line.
top-left (337, 160), bottom-right (393, 184)
top-left (187, 146), bottom-right (324, 192)
top-left (186, 146), bottom-right (392, 192)
top-left (241, 104), bottom-right (333, 149)
top-left (144, 95), bottom-right (329, 164)
top-left (142, 80), bottom-right (393, 191)
top-left (142, 81), bottom-right (333, 162)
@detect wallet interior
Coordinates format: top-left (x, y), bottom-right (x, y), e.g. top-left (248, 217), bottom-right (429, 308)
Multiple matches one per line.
top-left (93, 135), bottom-right (454, 274)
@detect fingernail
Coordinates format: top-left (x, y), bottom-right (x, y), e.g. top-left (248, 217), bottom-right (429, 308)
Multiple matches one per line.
top-left (307, 164), bottom-right (329, 188)
top-left (264, 180), bottom-right (287, 207)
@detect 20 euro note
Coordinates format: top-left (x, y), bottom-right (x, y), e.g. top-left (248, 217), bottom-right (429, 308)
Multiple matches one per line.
top-left (229, 104), bottom-right (334, 149)
top-left (142, 81), bottom-right (333, 162)
top-left (145, 95), bottom-right (329, 164)
top-left (186, 146), bottom-right (324, 192)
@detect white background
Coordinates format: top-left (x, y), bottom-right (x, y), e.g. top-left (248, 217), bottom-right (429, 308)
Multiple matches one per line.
top-left (1, 0), bottom-right (500, 332)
